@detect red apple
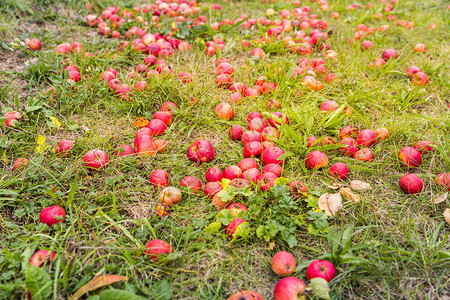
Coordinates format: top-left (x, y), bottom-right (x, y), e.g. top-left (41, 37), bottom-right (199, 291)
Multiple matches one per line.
top-left (356, 129), bottom-right (377, 147)
top-left (227, 291), bottom-right (263, 300)
top-left (147, 119), bottom-right (166, 136)
top-left (399, 173), bottom-right (423, 194)
top-left (216, 74), bottom-right (233, 87)
top-left (115, 144), bottom-right (135, 157)
top-left (329, 163), bottom-right (349, 180)
top-left (13, 158), bottom-right (29, 170)
top-left (257, 172), bottom-right (277, 191)
top-left (435, 173), bottom-right (450, 191)
top-left (153, 111), bottom-right (172, 126)
top-left (54, 139), bottom-right (74, 156)
top-left (144, 239), bottom-right (173, 261)
top-left (261, 127), bottom-right (280, 141)
top-left (83, 149), bottom-right (108, 170)
top-left (187, 139), bottom-right (215, 164)
top-left (353, 148), bottom-right (374, 161)
top-left (136, 127), bottom-right (153, 138)
top-left (223, 165), bottom-right (243, 180)
top-left (305, 151), bottom-right (329, 169)
top-left (381, 48), bottom-right (397, 60)
top-left (229, 125), bottom-right (244, 140)
top-left (406, 66), bottom-right (421, 77)
top-left (161, 101), bottom-right (178, 113)
top-left (398, 147), bottom-right (422, 169)
top-left (26, 38), bottom-right (42, 51)
top-left (216, 62), bottom-right (234, 75)
top-left (320, 100), bottom-right (339, 112)
top-left (267, 112), bottom-right (289, 127)
top-left (273, 277), bottom-right (306, 300)
top-left (271, 251), bottom-right (296, 276)
top-left (225, 217), bottom-right (247, 238)
top-left (180, 176), bottom-right (202, 193)
top-left (205, 167), bottom-right (223, 182)
top-left (412, 72), bottom-right (428, 85)
top-left (262, 163), bottom-right (283, 177)
top-left (241, 168), bottom-right (261, 182)
top-left (39, 205), bottom-right (65, 226)
top-left (339, 138), bottom-right (359, 156)
top-left (306, 260), bottom-right (337, 282)
top-left (30, 250), bottom-right (56, 269)
top-left (339, 125), bottom-right (359, 139)
top-left (412, 140), bottom-right (435, 154)
top-left (204, 182), bottom-right (223, 198)
top-left (248, 117), bottom-right (268, 132)
top-left (247, 111), bottom-right (263, 122)
top-left (227, 203), bottom-right (248, 217)
top-left (215, 102), bottom-right (234, 120)
top-left (287, 181), bottom-right (308, 199)
top-left (414, 43), bottom-right (426, 53)
top-left (307, 136), bottom-right (319, 148)
top-left (241, 131), bottom-right (262, 145)
top-left (134, 135), bottom-right (157, 156)
top-left (243, 141), bottom-right (263, 158)
top-left (238, 158), bottom-right (258, 172)
top-left (261, 146), bottom-right (285, 166)
top-left (150, 169), bottom-right (169, 187)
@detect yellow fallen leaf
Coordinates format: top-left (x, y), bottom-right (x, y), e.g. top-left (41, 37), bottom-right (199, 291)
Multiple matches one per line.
top-left (69, 275), bottom-right (128, 300)
top-left (49, 116), bottom-right (61, 127)
top-left (434, 193), bottom-right (448, 204)
top-left (340, 187), bottom-right (361, 203)
top-left (350, 180), bottom-right (372, 191)
top-left (444, 208), bottom-right (450, 225)
top-left (36, 135), bottom-right (46, 145)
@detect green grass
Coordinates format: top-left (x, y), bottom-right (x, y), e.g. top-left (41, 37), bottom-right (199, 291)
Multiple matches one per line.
top-left (0, 0), bottom-right (449, 299)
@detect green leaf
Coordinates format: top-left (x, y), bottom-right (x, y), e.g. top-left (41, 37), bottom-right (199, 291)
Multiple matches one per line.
top-left (99, 289), bottom-right (146, 300)
top-left (216, 190), bottom-right (233, 202)
top-left (204, 222), bottom-right (222, 234)
top-left (233, 221), bottom-right (250, 239)
top-left (308, 278), bottom-right (330, 300)
top-left (25, 264), bottom-right (52, 300)
top-left (215, 209), bottom-right (235, 225)
top-left (151, 280), bottom-right (173, 300)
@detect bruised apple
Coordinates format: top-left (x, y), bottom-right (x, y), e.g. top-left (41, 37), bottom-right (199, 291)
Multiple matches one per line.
top-left (435, 173), bottom-right (450, 191)
top-left (339, 125), bottom-right (359, 139)
top-left (30, 250), bottom-right (56, 267)
top-left (227, 203), bottom-right (248, 217)
top-left (227, 290), bottom-right (263, 300)
top-left (159, 187), bottom-right (182, 204)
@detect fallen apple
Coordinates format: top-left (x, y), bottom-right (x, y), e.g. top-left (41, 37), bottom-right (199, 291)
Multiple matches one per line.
top-left (271, 251), bottom-right (296, 276)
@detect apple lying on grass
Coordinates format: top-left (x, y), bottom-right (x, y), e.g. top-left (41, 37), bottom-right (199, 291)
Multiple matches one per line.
top-left (40, 205), bottom-right (65, 226)
top-left (30, 250), bottom-right (56, 267)
top-left (144, 239), bottom-right (173, 261)
top-left (271, 251), bottom-right (296, 276)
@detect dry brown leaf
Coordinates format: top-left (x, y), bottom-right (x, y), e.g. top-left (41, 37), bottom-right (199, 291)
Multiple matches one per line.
top-left (328, 193), bottom-right (343, 215)
top-left (340, 187), bottom-right (361, 203)
top-left (318, 193), bottom-right (342, 216)
top-left (350, 180), bottom-right (372, 191)
top-left (326, 182), bottom-right (342, 190)
top-left (444, 208), bottom-right (450, 225)
top-left (434, 192), bottom-right (448, 204)
top-left (318, 193), bottom-right (331, 215)
top-left (70, 275), bottom-right (128, 300)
